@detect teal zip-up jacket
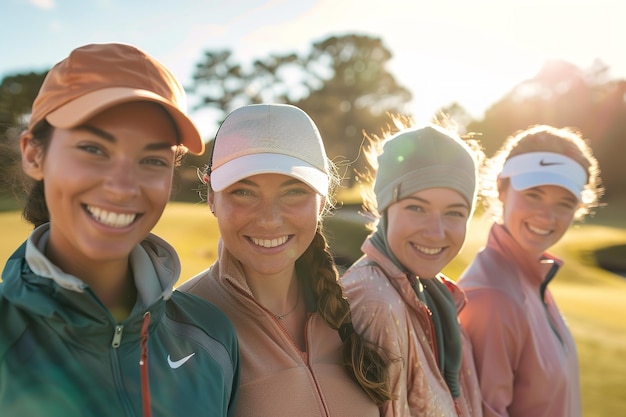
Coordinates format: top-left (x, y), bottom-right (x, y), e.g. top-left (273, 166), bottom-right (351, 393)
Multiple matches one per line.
top-left (0, 224), bottom-right (239, 417)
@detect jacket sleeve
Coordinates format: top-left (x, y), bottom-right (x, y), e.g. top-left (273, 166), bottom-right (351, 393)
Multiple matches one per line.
top-left (459, 287), bottom-right (528, 417)
top-left (344, 267), bottom-right (413, 417)
top-left (356, 296), bottom-right (412, 417)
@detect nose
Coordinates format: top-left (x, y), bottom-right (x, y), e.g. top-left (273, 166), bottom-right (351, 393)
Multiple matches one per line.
top-left (256, 198), bottom-right (282, 228)
top-left (422, 213), bottom-right (446, 239)
top-left (535, 202), bottom-right (557, 222)
top-left (103, 161), bottom-right (140, 200)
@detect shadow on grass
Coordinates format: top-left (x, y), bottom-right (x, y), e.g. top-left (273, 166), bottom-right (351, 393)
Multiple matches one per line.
top-left (594, 244), bottom-right (626, 277)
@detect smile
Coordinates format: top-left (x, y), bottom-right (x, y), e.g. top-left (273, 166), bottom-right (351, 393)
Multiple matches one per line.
top-left (527, 224), bottom-right (552, 236)
top-left (86, 205), bottom-right (136, 228)
top-left (251, 236), bottom-right (288, 248)
top-left (413, 244), bottom-right (444, 256)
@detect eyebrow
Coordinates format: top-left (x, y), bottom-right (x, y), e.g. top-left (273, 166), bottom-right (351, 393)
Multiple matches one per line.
top-left (404, 195), bottom-right (470, 210)
top-left (76, 125), bottom-right (175, 151)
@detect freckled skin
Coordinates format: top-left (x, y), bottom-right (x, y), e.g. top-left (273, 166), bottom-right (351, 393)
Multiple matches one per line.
top-left (210, 173), bottom-right (322, 284)
top-left (386, 187), bottom-right (470, 278)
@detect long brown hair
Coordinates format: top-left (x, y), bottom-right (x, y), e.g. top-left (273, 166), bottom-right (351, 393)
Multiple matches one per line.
top-left (202, 159), bottom-right (395, 404)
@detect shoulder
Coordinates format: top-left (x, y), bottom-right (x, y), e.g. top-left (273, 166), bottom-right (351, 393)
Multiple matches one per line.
top-left (459, 248), bottom-right (523, 300)
top-left (342, 259), bottom-right (400, 308)
top-left (166, 290), bottom-right (237, 347)
top-left (0, 293), bottom-right (30, 360)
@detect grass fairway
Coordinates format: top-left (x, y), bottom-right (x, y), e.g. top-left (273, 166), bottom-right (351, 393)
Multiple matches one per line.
top-left (1, 202), bottom-right (625, 415)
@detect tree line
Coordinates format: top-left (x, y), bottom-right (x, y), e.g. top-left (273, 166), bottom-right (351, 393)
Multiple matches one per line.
top-left (1, 34), bottom-right (624, 206)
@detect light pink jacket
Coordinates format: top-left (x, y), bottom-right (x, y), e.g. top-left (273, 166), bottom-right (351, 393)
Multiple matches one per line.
top-left (178, 241), bottom-right (379, 417)
top-left (341, 239), bottom-right (483, 417)
top-left (458, 224), bottom-right (581, 417)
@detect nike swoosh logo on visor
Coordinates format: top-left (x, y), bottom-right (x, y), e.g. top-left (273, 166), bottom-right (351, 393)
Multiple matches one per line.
top-left (167, 352), bottom-right (196, 369)
top-left (539, 159), bottom-right (563, 166)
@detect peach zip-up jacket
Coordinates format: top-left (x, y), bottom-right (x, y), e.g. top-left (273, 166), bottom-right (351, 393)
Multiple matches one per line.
top-left (457, 224), bottom-right (581, 417)
top-left (178, 240), bottom-right (379, 417)
top-left (341, 239), bottom-right (482, 417)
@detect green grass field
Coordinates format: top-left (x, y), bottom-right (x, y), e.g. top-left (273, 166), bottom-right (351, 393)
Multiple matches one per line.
top-left (1, 202), bottom-right (625, 416)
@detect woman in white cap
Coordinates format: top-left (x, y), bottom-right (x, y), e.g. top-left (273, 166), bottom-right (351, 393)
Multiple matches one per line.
top-left (179, 103), bottom-right (394, 416)
top-left (341, 118), bottom-right (484, 417)
top-left (457, 125), bottom-right (603, 417)
top-left (0, 43), bottom-right (239, 417)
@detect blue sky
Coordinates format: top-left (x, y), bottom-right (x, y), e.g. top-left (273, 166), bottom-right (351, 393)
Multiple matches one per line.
top-left (3, 0), bottom-right (625, 138)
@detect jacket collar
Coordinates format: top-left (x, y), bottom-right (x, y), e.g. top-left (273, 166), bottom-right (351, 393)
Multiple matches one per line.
top-left (359, 238), bottom-right (467, 310)
top-left (488, 223), bottom-right (562, 287)
top-left (11, 223), bottom-right (179, 311)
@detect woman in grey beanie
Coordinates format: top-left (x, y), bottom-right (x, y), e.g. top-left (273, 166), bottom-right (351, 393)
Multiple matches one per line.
top-left (341, 117), bottom-right (484, 417)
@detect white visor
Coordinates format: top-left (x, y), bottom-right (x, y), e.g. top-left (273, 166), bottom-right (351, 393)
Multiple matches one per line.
top-left (499, 152), bottom-right (587, 201)
top-left (210, 153), bottom-right (329, 196)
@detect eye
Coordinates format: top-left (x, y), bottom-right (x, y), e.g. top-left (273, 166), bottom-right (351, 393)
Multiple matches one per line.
top-left (558, 201), bottom-right (577, 210)
top-left (446, 209), bottom-right (469, 219)
top-left (141, 156), bottom-right (171, 167)
top-left (405, 204), bottom-right (425, 213)
top-left (229, 188), bottom-right (254, 197)
top-left (285, 186), bottom-right (312, 197)
top-left (524, 190), bottom-right (542, 200)
top-left (78, 143), bottom-right (105, 156)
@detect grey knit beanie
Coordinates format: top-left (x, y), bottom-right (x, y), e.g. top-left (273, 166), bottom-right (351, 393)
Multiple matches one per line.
top-left (374, 125), bottom-right (478, 212)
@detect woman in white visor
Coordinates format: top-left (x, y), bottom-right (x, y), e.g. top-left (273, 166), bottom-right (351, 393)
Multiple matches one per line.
top-left (458, 125), bottom-right (603, 417)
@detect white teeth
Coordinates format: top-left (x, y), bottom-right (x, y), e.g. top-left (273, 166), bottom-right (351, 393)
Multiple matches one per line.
top-left (87, 206), bottom-right (136, 228)
top-left (251, 236), bottom-right (288, 248)
top-left (414, 244), bottom-right (443, 256)
top-left (528, 224), bottom-right (551, 235)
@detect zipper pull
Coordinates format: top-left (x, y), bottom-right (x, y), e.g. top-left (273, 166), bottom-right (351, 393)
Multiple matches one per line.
top-left (112, 324), bottom-right (124, 348)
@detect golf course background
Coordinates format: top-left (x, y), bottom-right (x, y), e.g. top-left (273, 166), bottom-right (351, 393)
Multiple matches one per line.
top-left (1, 199), bottom-right (624, 416)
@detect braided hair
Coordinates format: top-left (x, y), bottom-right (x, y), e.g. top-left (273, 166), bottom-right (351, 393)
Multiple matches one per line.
top-left (296, 225), bottom-right (395, 405)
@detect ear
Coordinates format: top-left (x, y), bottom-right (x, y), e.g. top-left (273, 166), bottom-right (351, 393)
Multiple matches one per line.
top-left (20, 131), bottom-right (44, 181)
top-left (207, 190), bottom-right (216, 216)
top-left (496, 178), bottom-right (508, 203)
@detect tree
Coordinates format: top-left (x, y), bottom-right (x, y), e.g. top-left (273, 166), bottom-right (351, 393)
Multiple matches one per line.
top-left (188, 34), bottom-right (412, 188)
top-left (294, 34), bottom-right (412, 186)
top-left (468, 59), bottom-right (626, 199)
top-left (0, 71), bottom-right (47, 200)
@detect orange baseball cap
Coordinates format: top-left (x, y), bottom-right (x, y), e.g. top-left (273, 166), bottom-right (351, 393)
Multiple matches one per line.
top-left (29, 43), bottom-right (204, 155)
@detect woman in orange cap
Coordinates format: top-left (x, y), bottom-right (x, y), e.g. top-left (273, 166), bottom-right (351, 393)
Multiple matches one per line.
top-left (0, 43), bottom-right (239, 417)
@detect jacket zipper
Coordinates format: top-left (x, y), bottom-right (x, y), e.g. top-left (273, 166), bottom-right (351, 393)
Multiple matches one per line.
top-left (229, 281), bottom-right (331, 417)
top-left (109, 324), bottom-right (135, 416)
top-left (539, 260), bottom-right (564, 347)
top-left (112, 324), bottom-right (124, 347)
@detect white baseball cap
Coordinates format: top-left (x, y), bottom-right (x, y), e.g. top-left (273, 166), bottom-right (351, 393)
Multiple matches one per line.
top-left (209, 104), bottom-right (329, 196)
top-left (499, 152), bottom-right (587, 200)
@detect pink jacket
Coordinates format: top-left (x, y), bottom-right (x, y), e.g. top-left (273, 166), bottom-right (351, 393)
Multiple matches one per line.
top-left (458, 224), bottom-right (581, 417)
top-left (341, 239), bottom-right (482, 417)
top-left (178, 241), bottom-right (379, 417)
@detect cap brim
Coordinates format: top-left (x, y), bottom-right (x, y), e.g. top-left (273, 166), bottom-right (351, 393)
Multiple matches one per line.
top-left (45, 87), bottom-right (205, 155)
top-left (510, 172), bottom-right (583, 201)
top-left (210, 153), bottom-right (328, 196)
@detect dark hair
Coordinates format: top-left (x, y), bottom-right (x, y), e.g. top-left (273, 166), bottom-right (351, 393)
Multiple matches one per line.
top-left (21, 120), bottom-right (53, 227)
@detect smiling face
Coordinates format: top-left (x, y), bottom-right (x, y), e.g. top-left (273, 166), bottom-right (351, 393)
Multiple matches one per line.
top-left (499, 183), bottom-right (579, 259)
top-left (210, 173), bottom-right (323, 283)
top-left (386, 187), bottom-right (471, 278)
top-left (22, 101), bottom-right (178, 275)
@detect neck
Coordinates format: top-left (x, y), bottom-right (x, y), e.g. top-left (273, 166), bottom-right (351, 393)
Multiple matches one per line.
top-left (246, 269), bottom-right (300, 316)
